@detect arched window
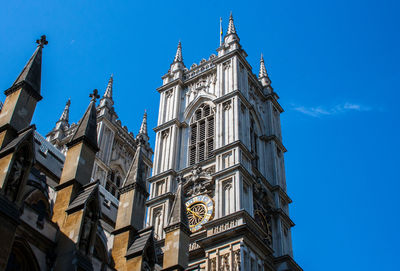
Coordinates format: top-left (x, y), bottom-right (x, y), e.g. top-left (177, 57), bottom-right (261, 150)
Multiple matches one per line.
top-left (189, 104), bottom-right (215, 165)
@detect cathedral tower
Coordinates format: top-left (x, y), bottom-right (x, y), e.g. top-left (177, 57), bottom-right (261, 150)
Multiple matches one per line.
top-left (146, 15), bottom-right (301, 271)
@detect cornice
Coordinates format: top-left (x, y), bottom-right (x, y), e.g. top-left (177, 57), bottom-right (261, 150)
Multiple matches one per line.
top-left (271, 185), bottom-right (293, 204)
top-left (153, 118), bottom-right (187, 133)
top-left (145, 192), bottom-right (174, 206)
top-left (272, 208), bottom-right (295, 227)
top-left (156, 78), bottom-right (185, 93)
top-left (260, 135), bottom-right (287, 153)
top-left (147, 169), bottom-right (177, 183)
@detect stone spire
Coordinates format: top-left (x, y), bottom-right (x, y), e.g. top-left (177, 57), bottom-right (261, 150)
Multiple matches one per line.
top-left (170, 41), bottom-right (185, 74)
top-left (162, 179), bottom-right (190, 270)
top-left (104, 74), bottom-right (113, 99)
top-left (166, 181), bottom-right (189, 230)
top-left (5, 35), bottom-right (48, 100)
top-left (68, 89), bottom-right (99, 152)
top-left (221, 12), bottom-right (240, 52)
top-left (136, 110), bottom-right (149, 143)
top-left (227, 12), bottom-right (237, 35)
top-left (59, 99), bottom-right (71, 123)
top-left (259, 53), bottom-right (271, 88)
top-left (173, 41), bottom-right (183, 63)
top-left (122, 143), bottom-right (146, 190)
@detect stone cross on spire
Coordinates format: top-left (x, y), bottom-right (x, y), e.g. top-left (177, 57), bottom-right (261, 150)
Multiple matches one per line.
top-left (89, 89), bottom-right (100, 102)
top-left (36, 35), bottom-right (48, 48)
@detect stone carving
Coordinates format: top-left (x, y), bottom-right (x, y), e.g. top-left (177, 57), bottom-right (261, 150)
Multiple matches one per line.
top-left (5, 153), bottom-right (27, 202)
top-left (234, 250), bottom-right (241, 271)
top-left (165, 89), bottom-right (173, 98)
top-left (210, 258), bottom-right (217, 271)
top-left (80, 210), bottom-right (96, 255)
top-left (223, 101), bottom-right (232, 111)
top-left (184, 165), bottom-right (214, 198)
top-left (162, 129), bottom-right (169, 139)
top-left (222, 253), bottom-right (230, 271)
top-left (223, 60), bottom-right (231, 70)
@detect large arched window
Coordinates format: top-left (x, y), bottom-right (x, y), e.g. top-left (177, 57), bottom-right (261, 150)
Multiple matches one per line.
top-left (189, 104), bottom-right (215, 166)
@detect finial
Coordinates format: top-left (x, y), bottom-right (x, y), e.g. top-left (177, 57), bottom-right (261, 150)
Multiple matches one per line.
top-left (36, 35), bottom-right (48, 48)
top-left (89, 89), bottom-right (100, 102)
top-left (174, 41), bottom-right (183, 63)
top-left (227, 12), bottom-right (236, 34)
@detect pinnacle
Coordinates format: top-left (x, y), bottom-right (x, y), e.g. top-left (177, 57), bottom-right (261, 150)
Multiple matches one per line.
top-left (68, 90), bottom-right (99, 151)
top-left (104, 74), bottom-right (113, 99)
top-left (59, 98), bottom-right (71, 123)
top-left (122, 143), bottom-right (146, 189)
top-left (227, 12), bottom-right (237, 35)
top-left (259, 53), bottom-right (268, 78)
top-left (167, 181), bottom-right (189, 229)
top-left (173, 41), bottom-right (183, 63)
top-left (138, 110), bottom-right (148, 136)
top-left (6, 35), bottom-right (48, 100)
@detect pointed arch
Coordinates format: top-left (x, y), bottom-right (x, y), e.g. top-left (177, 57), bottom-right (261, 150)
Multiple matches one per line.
top-left (6, 237), bottom-right (40, 271)
top-left (184, 95), bottom-right (215, 121)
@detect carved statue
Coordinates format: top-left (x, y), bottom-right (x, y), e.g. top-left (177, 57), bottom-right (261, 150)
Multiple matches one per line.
top-left (234, 250), bottom-right (241, 271)
top-left (210, 258), bottom-right (216, 271)
top-left (80, 210), bottom-right (95, 254)
top-left (4, 154), bottom-right (26, 202)
top-left (222, 254), bottom-right (230, 271)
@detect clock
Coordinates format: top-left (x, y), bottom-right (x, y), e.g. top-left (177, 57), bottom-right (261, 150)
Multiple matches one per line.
top-left (185, 194), bottom-right (214, 232)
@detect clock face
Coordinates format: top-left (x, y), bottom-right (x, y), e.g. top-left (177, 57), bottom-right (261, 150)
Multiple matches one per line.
top-left (185, 194), bottom-right (214, 232)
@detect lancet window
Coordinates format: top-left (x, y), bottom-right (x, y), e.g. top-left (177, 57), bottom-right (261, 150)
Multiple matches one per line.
top-left (189, 104), bottom-right (215, 165)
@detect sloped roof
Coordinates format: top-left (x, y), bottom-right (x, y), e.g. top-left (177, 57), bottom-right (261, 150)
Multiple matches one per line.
top-left (66, 181), bottom-right (99, 213)
top-left (126, 227), bottom-right (154, 258)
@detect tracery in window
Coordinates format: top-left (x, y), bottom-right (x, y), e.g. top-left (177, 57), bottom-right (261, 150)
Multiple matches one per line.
top-left (189, 104), bottom-right (215, 166)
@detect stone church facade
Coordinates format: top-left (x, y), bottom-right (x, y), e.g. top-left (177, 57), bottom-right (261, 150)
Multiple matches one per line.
top-left (0, 15), bottom-right (301, 271)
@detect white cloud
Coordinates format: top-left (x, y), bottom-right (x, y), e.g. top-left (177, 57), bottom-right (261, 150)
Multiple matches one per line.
top-left (292, 102), bottom-right (371, 117)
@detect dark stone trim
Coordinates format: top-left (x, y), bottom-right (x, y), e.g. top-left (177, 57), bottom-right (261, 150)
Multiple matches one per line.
top-left (4, 81), bottom-right (42, 101)
top-left (164, 222), bottom-right (191, 235)
top-left (66, 136), bottom-right (99, 153)
top-left (119, 182), bottom-right (149, 197)
top-left (54, 179), bottom-right (78, 191)
top-left (112, 225), bottom-right (137, 235)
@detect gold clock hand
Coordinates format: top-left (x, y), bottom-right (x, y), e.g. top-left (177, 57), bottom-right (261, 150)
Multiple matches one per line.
top-left (187, 208), bottom-right (202, 219)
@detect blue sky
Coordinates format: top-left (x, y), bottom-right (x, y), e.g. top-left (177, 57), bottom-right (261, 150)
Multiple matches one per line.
top-left (1, 0), bottom-right (399, 270)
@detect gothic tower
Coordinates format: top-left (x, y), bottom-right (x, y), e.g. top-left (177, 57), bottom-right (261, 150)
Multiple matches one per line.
top-left (146, 14), bottom-right (301, 271)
